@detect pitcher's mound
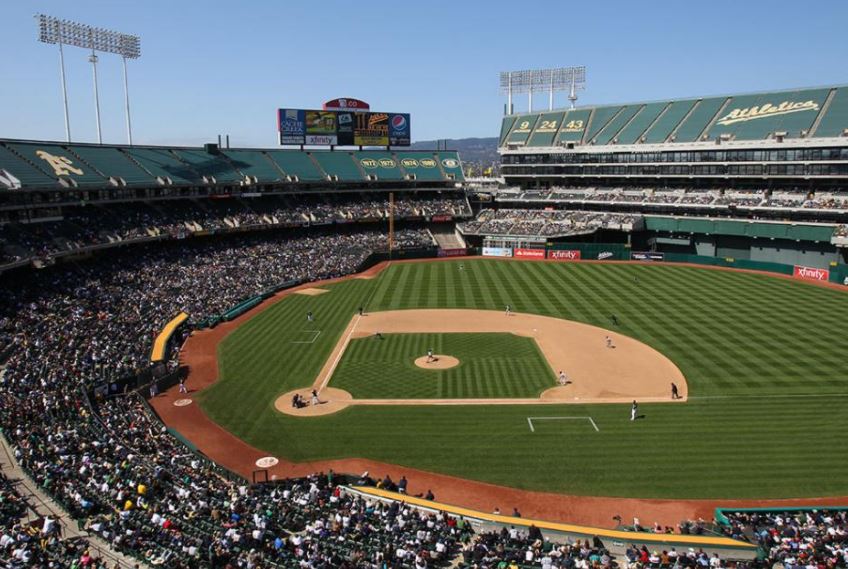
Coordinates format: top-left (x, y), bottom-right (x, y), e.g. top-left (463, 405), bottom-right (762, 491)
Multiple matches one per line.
top-left (414, 355), bottom-right (460, 370)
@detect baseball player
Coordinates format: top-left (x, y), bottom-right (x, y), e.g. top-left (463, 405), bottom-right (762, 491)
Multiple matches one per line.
top-left (605, 336), bottom-right (614, 349)
top-left (307, 311), bottom-right (314, 322)
top-left (178, 377), bottom-right (188, 394)
top-left (630, 400), bottom-right (638, 421)
top-left (426, 348), bottom-right (435, 363)
top-left (558, 370), bottom-right (568, 385)
top-left (505, 304), bottom-right (511, 316)
top-left (671, 382), bottom-right (681, 399)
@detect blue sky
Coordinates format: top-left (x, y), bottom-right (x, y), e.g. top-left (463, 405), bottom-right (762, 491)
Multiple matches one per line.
top-left (1, 0), bottom-right (846, 147)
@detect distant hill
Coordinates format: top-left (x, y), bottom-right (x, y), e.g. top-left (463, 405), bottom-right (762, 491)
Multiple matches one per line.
top-left (410, 137), bottom-right (499, 173)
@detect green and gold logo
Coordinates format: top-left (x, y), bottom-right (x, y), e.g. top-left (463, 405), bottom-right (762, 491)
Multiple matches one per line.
top-left (360, 158), bottom-right (378, 169)
top-left (401, 158), bottom-right (419, 168)
top-left (420, 159), bottom-right (437, 168)
top-left (716, 100), bottom-right (820, 126)
top-left (378, 158), bottom-right (396, 168)
top-left (36, 150), bottom-right (83, 177)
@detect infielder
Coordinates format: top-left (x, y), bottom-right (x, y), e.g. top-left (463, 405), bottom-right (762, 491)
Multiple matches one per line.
top-left (505, 304), bottom-right (511, 316)
top-left (426, 348), bottom-right (435, 363)
top-left (630, 400), bottom-right (638, 421)
top-left (605, 336), bottom-right (614, 349)
top-left (558, 370), bottom-right (568, 385)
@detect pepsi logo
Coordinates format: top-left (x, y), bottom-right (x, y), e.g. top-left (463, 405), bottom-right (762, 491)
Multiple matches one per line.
top-left (391, 115), bottom-right (407, 130)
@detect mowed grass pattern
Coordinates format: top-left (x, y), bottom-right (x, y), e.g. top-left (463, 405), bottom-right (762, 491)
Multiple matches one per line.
top-left (202, 259), bottom-right (848, 499)
top-left (331, 333), bottom-right (555, 399)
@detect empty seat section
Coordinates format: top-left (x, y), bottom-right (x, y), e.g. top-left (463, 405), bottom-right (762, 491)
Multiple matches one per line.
top-left (706, 89), bottom-right (829, 141)
top-left (499, 116), bottom-right (517, 145)
top-left (527, 112), bottom-right (566, 146)
top-left (394, 153), bottom-right (444, 181)
top-left (642, 100), bottom-right (696, 144)
top-left (171, 149), bottom-right (242, 183)
top-left (615, 103), bottom-right (667, 145)
top-left (355, 152), bottom-right (403, 180)
top-left (5, 142), bottom-right (107, 186)
top-left (814, 87), bottom-right (848, 138)
top-left (124, 148), bottom-right (200, 184)
top-left (311, 152), bottom-right (363, 181)
top-left (0, 145), bottom-right (57, 188)
top-left (67, 145), bottom-right (156, 186)
top-left (437, 152), bottom-right (463, 181)
top-left (583, 106), bottom-right (623, 144)
top-left (223, 150), bottom-right (285, 183)
top-left (504, 114), bottom-right (539, 145)
top-left (265, 151), bottom-right (323, 181)
top-left (672, 97), bottom-right (727, 142)
top-left (592, 106), bottom-right (641, 145)
top-left (556, 109), bottom-right (592, 144)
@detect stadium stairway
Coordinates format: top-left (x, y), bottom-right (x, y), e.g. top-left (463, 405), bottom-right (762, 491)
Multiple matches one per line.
top-left (430, 224), bottom-right (466, 249)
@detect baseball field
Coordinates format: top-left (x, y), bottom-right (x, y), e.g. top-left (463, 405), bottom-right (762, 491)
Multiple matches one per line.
top-left (198, 259), bottom-right (848, 500)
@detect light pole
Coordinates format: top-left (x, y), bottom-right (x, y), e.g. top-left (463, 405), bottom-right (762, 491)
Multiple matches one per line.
top-left (36, 14), bottom-right (141, 144)
top-left (500, 66), bottom-right (586, 114)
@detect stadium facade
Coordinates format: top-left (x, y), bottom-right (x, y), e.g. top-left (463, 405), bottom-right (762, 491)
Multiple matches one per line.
top-left (459, 85), bottom-right (848, 277)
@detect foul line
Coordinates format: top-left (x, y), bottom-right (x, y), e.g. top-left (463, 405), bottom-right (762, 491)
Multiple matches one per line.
top-left (317, 316), bottom-right (361, 392)
top-left (291, 330), bottom-right (321, 344)
top-left (527, 416), bottom-right (599, 433)
top-left (688, 392), bottom-right (848, 401)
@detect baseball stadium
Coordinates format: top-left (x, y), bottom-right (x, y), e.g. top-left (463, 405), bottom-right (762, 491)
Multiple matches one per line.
top-left (1, 5), bottom-right (848, 569)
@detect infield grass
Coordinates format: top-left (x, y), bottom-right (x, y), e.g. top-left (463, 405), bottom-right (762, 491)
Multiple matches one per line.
top-left (331, 332), bottom-right (554, 399)
top-left (201, 259), bottom-right (848, 499)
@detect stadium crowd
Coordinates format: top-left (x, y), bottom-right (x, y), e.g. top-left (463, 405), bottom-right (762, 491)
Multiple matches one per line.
top-left (0, 193), bottom-right (468, 267)
top-left (459, 209), bottom-right (638, 237)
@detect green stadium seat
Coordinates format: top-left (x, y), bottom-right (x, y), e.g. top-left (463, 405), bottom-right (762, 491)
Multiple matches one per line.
top-left (0, 145), bottom-right (57, 188)
top-left (394, 152), bottom-right (444, 181)
top-left (813, 87), bottom-right (848, 138)
top-left (222, 150), bottom-right (286, 183)
top-left (615, 102), bottom-right (667, 145)
top-left (641, 100), bottom-right (697, 144)
top-left (66, 145), bottom-right (157, 186)
top-left (584, 106), bottom-right (624, 144)
top-left (436, 152), bottom-right (463, 181)
top-left (310, 151), bottom-right (364, 181)
top-left (705, 88), bottom-right (830, 141)
top-left (123, 148), bottom-right (201, 184)
top-left (592, 105), bottom-right (641, 145)
top-left (265, 151), bottom-right (324, 181)
top-left (556, 109), bottom-right (592, 144)
top-left (171, 149), bottom-right (244, 183)
top-left (526, 111), bottom-right (566, 147)
top-left (672, 97), bottom-right (728, 142)
top-left (355, 151), bottom-right (404, 181)
top-left (4, 142), bottom-right (107, 187)
top-left (499, 116), bottom-right (518, 145)
top-left (504, 113), bottom-right (539, 145)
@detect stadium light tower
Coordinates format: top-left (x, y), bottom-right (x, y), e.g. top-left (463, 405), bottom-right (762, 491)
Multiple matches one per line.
top-left (499, 66), bottom-right (586, 114)
top-left (36, 14), bottom-right (141, 144)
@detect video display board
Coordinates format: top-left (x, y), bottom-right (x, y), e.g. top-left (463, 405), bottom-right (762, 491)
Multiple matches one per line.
top-left (278, 108), bottom-right (410, 146)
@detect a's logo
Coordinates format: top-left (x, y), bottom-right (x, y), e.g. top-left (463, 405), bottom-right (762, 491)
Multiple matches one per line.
top-left (441, 158), bottom-right (459, 168)
top-left (716, 100), bottom-right (820, 126)
top-left (378, 158), bottom-right (396, 168)
top-left (360, 158), bottom-right (378, 169)
top-left (391, 115), bottom-right (407, 130)
top-left (401, 158), bottom-right (419, 168)
top-left (420, 159), bottom-right (437, 168)
top-left (338, 113), bottom-right (352, 124)
top-left (36, 150), bottom-right (83, 177)
top-left (597, 252), bottom-right (614, 260)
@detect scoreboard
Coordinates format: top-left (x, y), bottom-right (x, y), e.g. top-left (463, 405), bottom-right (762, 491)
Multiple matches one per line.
top-left (278, 108), bottom-right (411, 146)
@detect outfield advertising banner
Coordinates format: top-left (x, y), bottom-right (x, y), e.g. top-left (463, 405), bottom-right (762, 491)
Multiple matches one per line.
top-left (437, 248), bottom-right (467, 257)
top-left (514, 248), bottom-right (545, 259)
top-left (482, 247), bottom-right (513, 257)
top-left (278, 108), bottom-right (410, 146)
top-left (793, 265), bottom-right (829, 281)
top-left (631, 251), bottom-right (665, 261)
top-left (548, 249), bottom-right (581, 261)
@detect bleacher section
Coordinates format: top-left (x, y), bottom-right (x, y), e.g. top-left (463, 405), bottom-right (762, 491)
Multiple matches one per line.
top-left (501, 85), bottom-right (848, 148)
top-left (0, 140), bottom-right (465, 189)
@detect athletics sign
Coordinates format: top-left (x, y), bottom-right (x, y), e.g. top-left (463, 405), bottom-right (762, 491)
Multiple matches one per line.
top-left (793, 265), bottom-right (829, 282)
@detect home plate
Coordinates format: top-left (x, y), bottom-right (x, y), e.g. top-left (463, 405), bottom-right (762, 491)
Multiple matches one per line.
top-left (173, 399), bottom-right (192, 407)
top-left (255, 457), bottom-right (279, 468)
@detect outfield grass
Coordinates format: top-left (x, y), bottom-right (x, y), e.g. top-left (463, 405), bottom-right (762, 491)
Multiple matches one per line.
top-left (331, 332), bottom-right (554, 399)
top-left (201, 259), bottom-right (848, 499)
